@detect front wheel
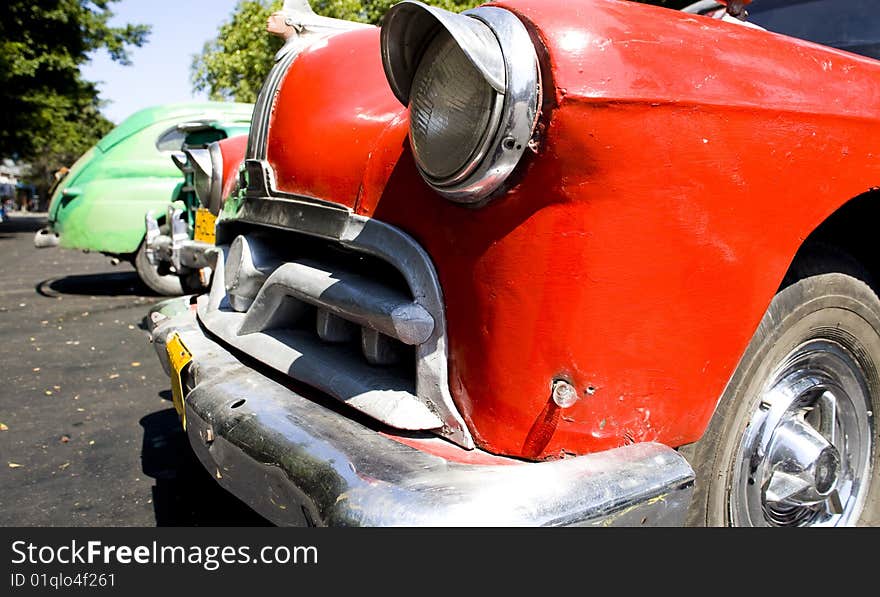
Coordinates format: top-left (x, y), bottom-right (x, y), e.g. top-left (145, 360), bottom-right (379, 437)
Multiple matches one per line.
top-left (685, 267), bottom-right (880, 526)
top-left (134, 240), bottom-right (187, 296)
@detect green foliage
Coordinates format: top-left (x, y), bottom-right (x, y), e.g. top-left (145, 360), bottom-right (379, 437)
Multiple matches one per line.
top-left (24, 94), bottom-right (115, 208)
top-left (310, 0), bottom-right (480, 24)
top-left (0, 0), bottom-right (149, 196)
top-left (192, 0), bottom-right (481, 104)
top-left (192, 1), bottom-right (285, 104)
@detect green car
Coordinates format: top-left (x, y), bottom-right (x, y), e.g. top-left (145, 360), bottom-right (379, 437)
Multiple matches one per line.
top-left (34, 102), bottom-right (253, 295)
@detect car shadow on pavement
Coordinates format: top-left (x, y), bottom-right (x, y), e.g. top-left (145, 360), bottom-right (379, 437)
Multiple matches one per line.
top-left (36, 272), bottom-right (157, 298)
top-left (139, 408), bottom-right (271, 526)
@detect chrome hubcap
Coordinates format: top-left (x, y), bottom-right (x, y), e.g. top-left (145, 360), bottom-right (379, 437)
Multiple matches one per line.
top-left (732, 340), bottom-right (874, 526)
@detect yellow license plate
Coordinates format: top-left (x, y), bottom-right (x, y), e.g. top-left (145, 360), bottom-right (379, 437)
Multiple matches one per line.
top-left (166, 333), bottom-right (193, 428)
top-left (193, 208), bottom-right (217, 244)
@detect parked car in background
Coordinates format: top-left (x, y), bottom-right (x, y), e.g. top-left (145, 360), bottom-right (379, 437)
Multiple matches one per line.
top-left (687, 0), bottom-right (880, 60)
top-left (149, 0), bottom-right (880, 526)
top-left (35, 102), bottom-right (253, 295)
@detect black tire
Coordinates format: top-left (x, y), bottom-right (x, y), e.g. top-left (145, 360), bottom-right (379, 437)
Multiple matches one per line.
top-left (134, 240), bottom-right (186, 296)
top-left (683, 257), bottom-right (880, 526)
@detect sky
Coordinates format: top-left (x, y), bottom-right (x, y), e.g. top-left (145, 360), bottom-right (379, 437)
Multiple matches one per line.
top-left (81, 0), bottom-right (243, 125)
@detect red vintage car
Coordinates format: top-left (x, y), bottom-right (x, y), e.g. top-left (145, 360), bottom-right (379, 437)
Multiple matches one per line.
top-left (148, 0), bottom-right (880, 526)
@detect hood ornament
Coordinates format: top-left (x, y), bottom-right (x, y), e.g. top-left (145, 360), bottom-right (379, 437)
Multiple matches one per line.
top-left (267, 0), bottom-right (371, 60)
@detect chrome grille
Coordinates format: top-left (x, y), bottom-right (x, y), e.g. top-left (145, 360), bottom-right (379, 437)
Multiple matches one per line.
top-left (198, 210), bottom-right (474, 448)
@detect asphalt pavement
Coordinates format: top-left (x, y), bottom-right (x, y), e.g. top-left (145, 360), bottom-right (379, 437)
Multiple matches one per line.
top-left (0, 213), bottom-right (267, 526)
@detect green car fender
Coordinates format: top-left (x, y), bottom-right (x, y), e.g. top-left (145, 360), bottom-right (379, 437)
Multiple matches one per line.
top-left (53, 177), bottom-right (184, 254)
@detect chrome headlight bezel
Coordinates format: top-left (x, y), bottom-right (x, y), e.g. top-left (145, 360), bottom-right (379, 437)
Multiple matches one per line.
top-left (381, 1), bottom-right (541, 205)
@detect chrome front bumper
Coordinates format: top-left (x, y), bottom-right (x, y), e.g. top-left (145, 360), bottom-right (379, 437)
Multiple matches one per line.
top-left (149, 298), bottom-right (695, 527)
top-left (145, 209), bottom-right (213, 272)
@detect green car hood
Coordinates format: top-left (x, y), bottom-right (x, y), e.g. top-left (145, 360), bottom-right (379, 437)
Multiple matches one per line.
top-left (96, 102), bottom-right (253, 153)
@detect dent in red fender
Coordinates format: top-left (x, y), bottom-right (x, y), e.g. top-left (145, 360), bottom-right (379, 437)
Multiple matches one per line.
top-left (264, 0), bottom-right (880, 460)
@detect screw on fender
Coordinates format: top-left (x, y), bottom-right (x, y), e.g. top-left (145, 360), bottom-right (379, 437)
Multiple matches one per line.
top-left (552, 380), bottom-right (579, 409)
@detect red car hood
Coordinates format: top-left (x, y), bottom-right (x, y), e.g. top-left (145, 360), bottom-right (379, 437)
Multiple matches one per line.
top-left (265, 27), bottom-right (405, 211)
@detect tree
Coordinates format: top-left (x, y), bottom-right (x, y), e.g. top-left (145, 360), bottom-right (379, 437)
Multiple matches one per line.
top-left (0, 0), bottom-right (149, 201)
top-left (192, 1), bottom-right (285, 104)
top-left (310, 0), bottom-right (482, 24)
top-left (192, 0), bottom-right (482, 104)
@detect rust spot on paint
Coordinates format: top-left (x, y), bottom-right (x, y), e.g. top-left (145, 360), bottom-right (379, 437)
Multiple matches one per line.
top-left (521, 399), bottom-right (562, 459)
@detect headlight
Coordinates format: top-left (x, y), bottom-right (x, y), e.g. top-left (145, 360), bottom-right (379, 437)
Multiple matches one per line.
top-left (172, 142), bottom-right (224, 215)
top-left (382, 1), bottom-right (540, 205)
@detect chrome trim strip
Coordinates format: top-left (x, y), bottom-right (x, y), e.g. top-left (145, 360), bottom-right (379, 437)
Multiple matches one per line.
top-left (227, 194), bottom-right (351, 238)
top-left (151, 306), bottom-right (696, 527)
top-left (247, 50), bottom-right (301, 162)
top-left (243, 158), bottom-right (352, 210)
